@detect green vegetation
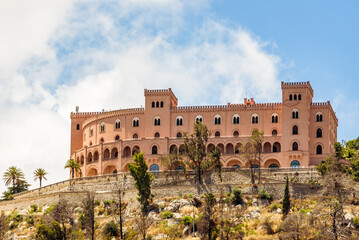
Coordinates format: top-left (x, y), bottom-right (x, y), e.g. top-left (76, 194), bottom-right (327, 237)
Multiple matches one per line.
top-left (259, 188), bottom-right (272, 201)
top-left (161, 210), bottom-right (174, 219)
top-left (33, 168), bottom-right (48, 188)
top-left (282, 176), bottom-right (290, 217)
top-left (103, 221), bottom-right (119, 238)
top-left (64, 158), bottom-right (81, 179)
top-left (353, 216), bottom-right (359, 229)
top-left (181, 216), bottom-right (193, 225)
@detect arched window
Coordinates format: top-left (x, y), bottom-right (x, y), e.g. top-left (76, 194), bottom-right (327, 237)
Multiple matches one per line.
top-left (154, 116), bottom-right (161, 126)
top-left (269, 164), bottom-right (279, 169)
top-left (115, 135), bottom-right (120, 141)
top-left (89, 141), bottom-right (93, 146)
top-left (272, 129), bottom-right (278, 136)
top-left (132, 117), bottom-right (139, 127)
top-left (195, 115), bottom-right (203, 123)
top-left (251, 114), bottom-right (259, 124)
top-left (156, 101), bottom-right (159, 108)
top-left (104, 149), bottom-right (110, 159)
top-left (133, 133), bottom-right (138, 139)
top-left (115, 119), bottom-right (121, 129)
top-left (316, 145), bottom-right (323, 155)
top-left (271, 114), bottom-right (278, 123)
top-left (100, 138), bottom-right (104, 143)
top-left (263, 142), bottom-right (271, 153)
top-left (132, 146), bottom-right (140, 155)
top-left (316, 128), bottom-right (322, 138)
top-left (176, 132), bottom-right (182, 139)
top-left (170, 145), bottom-right (178, 154)
top-left (154, 132), bottom-right (160, 138)
top-left (292, 142), bottom-right (299, 151)
top-left (214, 114), bottom-right (221, 125)
top-left (273, 142), bottom-right (281, 152)
top-left (289, 94), bottom-right (293, 101)
top-left (294, 94), bottom-right (297, 100)
top-left (100, 122), bottom-right (105, 132)
top-left (233, 114), bottom-right (240, 124)
top-left (88, 152), bottom-right (93, 162)
top-left (316, 112), bottom-right (323, 122)
top-left (93, 151), bottom-right (98, 161)
top-left (123, 146), bottom-right (131, 157)
top-left (89, 126), bottom-right (94, 136)
top-left (290, 160), bottom-right (300, 168)
top-left (232, 165), bottom-right (241, 170)
top-left (298, 94), bottom-right (302, 100)
top-left (160, 101), bottom-right (164, 108)
top-left (112, 148), bottom-right (119, 158)
top-left (152, 101), bottom-right (155, 108)
top-left (176, 116), bottom-right (183, 126)
top-left (152, 145), bottom-right (158, 155)
top-left (215, 131), bottom-right (220, 138)
top-left (292, 125), bottom-right (298, 135)
top-left (233, 130), bottom-right (239, 137)
top-left (149, 164), bottom-right (159, 172)
top-left (292, 109), bottom-right (299, 119)
top-left (76, 124), bottom-right (80, 130)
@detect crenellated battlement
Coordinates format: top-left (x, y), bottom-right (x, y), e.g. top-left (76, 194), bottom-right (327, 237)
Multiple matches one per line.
top-left (172, 102), bottom-right (282, 112)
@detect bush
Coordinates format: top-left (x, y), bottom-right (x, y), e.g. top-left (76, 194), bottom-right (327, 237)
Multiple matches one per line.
top-left (36, 221), bottom-right (64, 240)
top-left (44, 203), bottom-right (57, 214)
top-left (178, 191), bottom-right (183, 197)
top-left (269, 203), bottom-right (281, 212)
top-left (94, 200), bottom-right (101, 206)
top-left (181, 216), bottom-right (193, 225)
top-left (259, 188), bottom-right (272, 201)
top-left (187, 193), bottom-right (193, 199)
top-left (103, 200), bottom-right (111, 208)
top-left (353, 216), bottom-right (359, 229)
top-left (231, 187), bottom-right (243, 205)
top-left (26, 215), bottom-right (35, 225)
top-left (30, 204), bottom-right (38, 213)
top-left (103, 221), bottom-right (119, 238)
top-left (161, 211), bottom-right (174, 219)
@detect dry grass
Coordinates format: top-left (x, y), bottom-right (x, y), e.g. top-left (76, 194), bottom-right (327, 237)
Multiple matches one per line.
top-left (179, 206), bottom-right (199, 215)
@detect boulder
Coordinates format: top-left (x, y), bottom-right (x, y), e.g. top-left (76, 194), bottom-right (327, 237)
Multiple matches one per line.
top-left (165, 199), bottom-right (191, 212)
top-left (245, 209), bottom-right (261, 220)
top-left (344, 212), bottom-right (355, 221)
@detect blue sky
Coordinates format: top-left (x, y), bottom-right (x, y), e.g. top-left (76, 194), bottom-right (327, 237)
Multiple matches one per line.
top-left (0, 0), bottom-right (358, 191)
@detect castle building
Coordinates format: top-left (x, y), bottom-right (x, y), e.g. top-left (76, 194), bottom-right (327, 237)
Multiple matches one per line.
top-left (70, 81), bottom-right (338, 177)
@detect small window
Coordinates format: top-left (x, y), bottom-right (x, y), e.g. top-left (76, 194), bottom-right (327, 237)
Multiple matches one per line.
top-left (152, 145), bottom-right (158, 155)
top-left (316, 128), bottom-right (322, 138)
top-left (232, 114), bottom-right (240, 124)
top-left (89, 141), bottom-right (92, 146)
top-left (176, 116), bottom-right (183, 126)
top-left (176, 132), bottom-right (182, 139)
top-left (154, 132), bottom-right (160, 138)
top-left (160, 101), bottom-right (164, 108)
top-left (156, 101), bottom-right (159, 108)
top-left (195, 115), bottom-right (203, 123)
top-left (272, 129), bottom-right (278, 136)
top-left (154, 117), bottom-right (161, 126)
top-left (292, 142), bottom-right (298, 151)
top-left (115, 119), bottom-right (121, 129)
top-left (251, 114), bottom-right (259, 124)
top-left (152, 101), bottom-right (155, 108)
top-left (133, 133), bottom-right (138, 139)
top-left (292, 125), bottom-right (298, 135)
top-left (289, 94), bottom-right (293, 101)
top-left (298, 94), bottom-right (302, 100)
top-left (133, 117), bottom-right (139, 127)
top-left (100, 138), bottom-right (104, 143)
top-left (316, 145), bottom-right (322, 155)
top-left (233, 130), bottom-right (239, 137)
top-left (115, 135), bottom-right (120, 141)
top-left (271, 114), bottom-right (278, 123)
top-left (214, 115), bottom-right (221, 125)
top-left (100, 122), bottom-right (105, 132)
top-left (316, 113), bottom-right (323, 122)
top-left (294, 94), bottom-right (297, 100)
top-left (76, 124), bottom-right (80, 130)
top-left (90, 126), bottom-right (94, 136)
top-left (215, 131), bottom-right (220, 138)
top-left (292, 109), bottom-right (299, 119)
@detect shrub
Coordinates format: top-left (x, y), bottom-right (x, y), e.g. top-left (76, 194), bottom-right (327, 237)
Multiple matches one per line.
top-left (36, 221), bottom-right (64, 240)
top-left (181, 216), bottom-right (193, 225)
top-left (178, 191), bottom-right (183, 197)
top-left (353, 216), bottom-right (359, 229)
top-left (94, 200), bottom-right (101, 206)
top-left (187, 193), bottom-right (193, 199)
top-left (26, 215), bottom-right (35, 225)
top-left (259, 188), bottom-right (272, 201)
top-left (98, 207), bottom-right (105, 215)
top-left (299, 208), bottom-right (312, 214)
top-left (30, 204), bottom-right (38, 213)
top-left (231, 187), bottom-right (243, 205)
top-left (161, 211), bottom-right (174, 219)
top-left (103, 221), bottom-right (119, 238)
top-left (78, 213), bottom-right (85, 229)
top-left (103, 200), bottom-right (111, 208)
top-left (44, 203), bottom-right (57, 214)
top-left (269, 203), bottom-right (281, 212)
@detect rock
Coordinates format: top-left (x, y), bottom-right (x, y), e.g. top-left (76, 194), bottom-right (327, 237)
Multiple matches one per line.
top-left (74, 207), bottom-right (83, 213)
top-left (168, 219), bottom-right (177, 226)
top-left (252, 198), bottom-right (258, 206)
top-left (345, 212), bottom-right (355, 221)
top-left (149, 211), bottom-right (161, 221)
top-left (173, 213), bottom-right (183, 219)
top-left (258, 199), bottom-right (270, 207)
top-left (182, 225), bottom-right (191, 235)
top-left (276, 208), bottom-right (282, 214)
top-left (245, 210), bottom-right (261, 220)
top-left (165, 199), bottom-right (190, 212)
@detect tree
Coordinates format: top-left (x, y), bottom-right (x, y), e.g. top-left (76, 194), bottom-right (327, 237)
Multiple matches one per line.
top-left (34, 168), bottom-right (48, 189)
top-left (240, 142), bottom-right (257, 184)
top-left (128, 152), bottom-right (154, 214)
top-left (3, 166), bottom-right (25, 192)
top-left (182, 122), bottom-right (212, 183)
top-left (251, 128), bottom-right (264, 184)
top-left (82, 192), bottom-right (96, 240)
top-left (209, 146), bottom-right (223, 182)
top-left (64, 159), bottom-right (80, 179)
top-left (282, 176), bottom-right (290, 218)
top-left (50, 199), bottom-right (74, 240)
top-left (198, 193), bottom-right (217, 240)
top-left (133, 212), bottom-right (153, 240)
top-left (278, 213), bottom-right (311, 240)
top-left (113, 188), bottom-right (125, 239)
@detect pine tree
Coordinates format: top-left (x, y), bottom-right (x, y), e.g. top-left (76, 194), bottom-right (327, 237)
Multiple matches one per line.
top-left (282, 176), bottom-right (290, 217)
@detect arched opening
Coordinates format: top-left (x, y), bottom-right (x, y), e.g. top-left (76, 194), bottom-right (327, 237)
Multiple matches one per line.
top-left (93, 151), bottom-right (99, 161)
top-left (176, 116), bottom-right (183, 126)
top-left (292, 142), bottom-right (299, 151)
top-left (316, 145), bottom-right (323, 155)
top-left (152, 145), bottom-right (158, 155)
top-left (87, 168), bottom-right (98, 176)
top-left (156, 101), bottom-right (159, 108)
top-left (154, 117), bottom-right (161, 126)
top-left (289, 94), bottom-right (293, 101)
top-left (115, 119), bottom-right (121, 129)
top-left (160, 101), bottom-right (164, 108)
top-left (111, 148), bottom-right (118, 158)
top-left (217, 143), bottom-right (225, 154)
top-left (103, 165), bottom-right (117, 175)
top-left (232, 114), bottom-right (240, 124)
top-left (104, 149), bottom-right (110, 159)
top-left (263, 142), bottom-right (271, 153)
top-left (298, 94), bottom-right (302, 100)
top-left (88, 152), bottom-right (93, 163)
top-left (251, 114), bottom-right (259, 124)
top-left (227, 159), bottom-right (242, 168)
top-left (273, 142), bottom-right (281, 152)
top-left (76, 124), bottom-right (80, 130)
top-left (152, 101), bottom-right (155, 108)
top-left (290, 160), bottom-right (300, 169)
top-left (316, 113), bottom-right (323, 122)
top-left (233, 130), bottom-right (239, 137)
top-left (132, 146), bottom-right (140, 155)
top-left (268, 164), bottom-right (279, 171)
top-left (316, 128), bottom-right (322, 138)
top-left (271, 114), bottom-right (278, 123)
top-left (115, 135), bottom-right (120, 141)
top-left (195, 115), bottom-right (203, 123)
top-left (264, 159), bottom-right (280, 168)
top-left (214, 115), bottom-right (221, 125)
top-left (235, 143), bottom-right (242, 154)
top-left (154, 132), bottom-right (160, 138)
top-left (272, 129), bottom-right (278, 136)
top-left (292, 125), bottom-right (298, 135)
top-left (150, 164), bottom-right (159, 172)
top-left (207, 143), bottom-right (215, 153)
top-left (294, 94), bottom-right (297, 100)
top-left (89, 141), bottom-right (93, 146)
top-left (133, 133), bottom-right (138, 139)
top-left (226, 143), bottom-right (234, 154)
top-left (123, 146), bottom-right (131, 157)
top-left (169, 145), bottom-right (178, 154)
top-left (80, 155), bottom-right (84, 165)
top-left (132, 117), bottom-right (139, 127)
top-left (100, 122), bottom-right (105, 132)
top-left (176, 132), bottom-right (182, 139)
top-left (215, 131), bottom-right (220, 138)
top-left (100, 138), bottom-right (104, 143)
top-left (292, 110), bottom-right (299, 119)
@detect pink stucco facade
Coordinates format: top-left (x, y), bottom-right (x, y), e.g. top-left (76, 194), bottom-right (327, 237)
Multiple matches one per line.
top-left (70, 81), bottom-right (338, 177)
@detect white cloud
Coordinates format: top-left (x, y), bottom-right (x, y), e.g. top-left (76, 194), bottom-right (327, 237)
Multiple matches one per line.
top-left (0, 0), bottom-right (283, 193)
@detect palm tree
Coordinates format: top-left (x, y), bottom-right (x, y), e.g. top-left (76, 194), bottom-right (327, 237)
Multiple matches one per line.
top-left (64, 159), bottom-right (81, 179)
top-left (3, 166), bottom-right (25, 190)
top-left (33, 168), bottom-right (48, 188)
